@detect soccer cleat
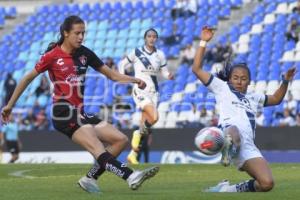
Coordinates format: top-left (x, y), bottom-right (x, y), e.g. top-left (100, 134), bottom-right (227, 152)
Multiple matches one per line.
top-left (127, 150), bottom-right (139, 164)
top-left (131, 130), bottom-right (141, 151)
top-left (204, 180), bottom-right (230, 192)
top-left (78, 176), bottom-right (101, 193)
top-left (221, 134), bottom-right (233, 167)
top-left (127, 166), bottom-right (159, 190)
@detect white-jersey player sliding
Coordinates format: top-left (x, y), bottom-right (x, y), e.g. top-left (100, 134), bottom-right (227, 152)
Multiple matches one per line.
top-left (119, 28), bottom-right (174, 164)
top-left (193, 27), bottom-right (296, 192)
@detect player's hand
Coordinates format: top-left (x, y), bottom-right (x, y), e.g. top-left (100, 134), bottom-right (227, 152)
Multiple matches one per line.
top-left (136, 79), bottom-right (146, 89)
top-left (200, 26), bottom-right (215, 42)
top-left (284, 67), bottom-right (296, 81)
top-left (1, 105), bottom-right (12, 124)
top-left (168, 73), bottom-right (174, 80)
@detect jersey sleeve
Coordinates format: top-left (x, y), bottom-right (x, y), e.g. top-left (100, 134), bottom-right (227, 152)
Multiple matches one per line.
top-left (254, 93), bottom-right (267, 107)
top-left (86, 48), bottom-right (104, 70)
top-left (126, 49), bottom-right (136, 63)
top-left (35, 53), bottom-right (52, 73)
top-left (1, 126), bottom-right (6, 134)
top-left (206, 75), bottom-right (227, 95)
top-left (158, 50), bottom-right (167, 68)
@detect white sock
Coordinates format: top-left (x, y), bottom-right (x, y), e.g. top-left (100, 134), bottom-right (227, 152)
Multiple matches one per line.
top-left (225, 184), bottom-right (238, 192)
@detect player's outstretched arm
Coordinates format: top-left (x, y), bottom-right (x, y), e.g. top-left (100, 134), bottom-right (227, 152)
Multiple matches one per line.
top-left (266, 67), bottom-right (296, 106)
top-left (1, 69), bottom-right (39, 123)
top-left (192, 27), bottom-right (215, 85)
top-left (98, 64), bottom-right (146, 89)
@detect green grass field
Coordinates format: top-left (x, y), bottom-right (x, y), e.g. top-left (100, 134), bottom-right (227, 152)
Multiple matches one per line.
top-left (0, 163), bottom-right (300, 200)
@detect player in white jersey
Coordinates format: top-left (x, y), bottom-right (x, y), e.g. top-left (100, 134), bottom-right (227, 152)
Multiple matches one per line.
top-left (119, 28), bottom-right (174, 164)
top-left (193, 27), bottom-right (296, 192)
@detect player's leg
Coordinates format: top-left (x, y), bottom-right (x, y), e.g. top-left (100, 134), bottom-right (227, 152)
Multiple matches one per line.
top-left (11, 141), bottom-right (20, 163)
top-left (74, 124), bottom-right (159, 192)
top-left (127, 112), bottom-right (145, 164)
top-left (0, 139), bottom-right (3, 163)
top-left (9, 153), bottom-right (19, 163)
top-left (241, 157), bottom-right (274, 192)
top-left (140, 104), bottom-right (159, 135)
top-left (205, 157), bottom-right (274, 192)
top-left (84, 121), bottom-right (129, 180)
top-left (221, 125), bottom-right (241, 166)
top-left (128, 105), bottom-right (158, 164)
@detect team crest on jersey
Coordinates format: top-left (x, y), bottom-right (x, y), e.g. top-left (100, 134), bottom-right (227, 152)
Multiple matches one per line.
top-left (79, 55), bottom-right (87, 65)
top-left (138, 96), bottom-right (145, 101)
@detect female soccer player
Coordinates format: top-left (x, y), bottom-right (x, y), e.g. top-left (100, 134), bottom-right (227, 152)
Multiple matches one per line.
top-left (1, 15), bottom-right (159, 193)
top-left (193, 27), bottom-right (296, 192)
top-left (119, 28), bottom-right (174, 164)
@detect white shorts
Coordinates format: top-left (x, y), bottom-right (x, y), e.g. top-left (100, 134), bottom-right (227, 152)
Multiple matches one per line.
top-left (233, 130), bottom-right (263, 170)
top-left (132, 88), bottom-right (159, 110)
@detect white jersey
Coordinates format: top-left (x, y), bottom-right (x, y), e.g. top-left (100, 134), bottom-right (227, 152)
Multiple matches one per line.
top-left (120, 46), bottom-right (168, 93)
top-left (206, 76), bottom-right (267, 139)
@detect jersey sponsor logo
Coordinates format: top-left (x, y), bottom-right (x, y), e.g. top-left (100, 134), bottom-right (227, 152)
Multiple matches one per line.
top-left (57, 58), bottom-right (64, 66)
top-left (79, 55), bottom-right (87, 65)
top-left (105, 163), bottom-right (125, 178)
top-left (65, 74), bottom-right (84, 85)
top-left (232, 98), bottom-right (253, 113)
top-left (137, 96), bottom-right (145, 101)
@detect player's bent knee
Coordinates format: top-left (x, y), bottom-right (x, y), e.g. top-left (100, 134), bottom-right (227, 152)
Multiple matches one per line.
top-left (119, 135), bottom-right (129, 146)
top-left (148, 116), bottom-right (159, 125)
top-left (119, 134), bottom-right (128, 142)
top-left (258, 178), bottom-right (274, 192)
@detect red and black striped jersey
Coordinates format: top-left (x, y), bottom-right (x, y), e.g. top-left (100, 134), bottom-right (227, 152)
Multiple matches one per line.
top-left (35, 45), bottom-right (104, 108)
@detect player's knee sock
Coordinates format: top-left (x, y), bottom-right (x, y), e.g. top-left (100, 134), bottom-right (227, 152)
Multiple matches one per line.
top-left (235, 179), bottom-right (256, 192)
top-left (131, 130), bottom-right (141, 151)
top-left (97, 151), bottom-right (133, 180)
top-left (86, 162), bottom-right (105, 180)
top-left (140, 120), bottom-right (152, 134)
top-left (230, 143), bottom-right (239, 158)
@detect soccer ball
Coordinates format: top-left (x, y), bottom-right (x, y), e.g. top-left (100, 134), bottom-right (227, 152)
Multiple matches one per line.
top-left (194, 127), bottom-right (225, 155)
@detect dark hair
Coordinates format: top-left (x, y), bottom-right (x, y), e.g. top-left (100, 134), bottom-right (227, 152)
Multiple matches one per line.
top-left (143, 28), bottom-right (158, 39)
top-left (44, 15), bottom-right (84, 53)
top-left (216, 62), bottom-right (251, 82)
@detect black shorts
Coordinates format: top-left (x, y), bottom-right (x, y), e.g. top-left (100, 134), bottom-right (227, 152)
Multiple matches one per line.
top-left (52, 100), bottom-right (102, 138)
top-left (6, 141), bottom-right (19, 154)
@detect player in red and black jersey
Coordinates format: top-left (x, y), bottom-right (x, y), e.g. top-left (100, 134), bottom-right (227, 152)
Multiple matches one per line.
top-left (1, 15), bottom-right (159, 193)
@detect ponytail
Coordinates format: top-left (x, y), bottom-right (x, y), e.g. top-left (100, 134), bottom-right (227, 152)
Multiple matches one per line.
top-left (216, 60), bottom-right (231, 81)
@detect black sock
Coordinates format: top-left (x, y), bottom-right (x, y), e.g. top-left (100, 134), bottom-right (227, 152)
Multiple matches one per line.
top-left (236, 179), bottom-right (256, 192)
top-left (97, 152), bottom-right (133, 180)
top-left (144, 120), bottom-right (152, 128)
top-left (86, 162), bottom-right (105, 180)
top-left (140, 121), bottom-right (152, 134)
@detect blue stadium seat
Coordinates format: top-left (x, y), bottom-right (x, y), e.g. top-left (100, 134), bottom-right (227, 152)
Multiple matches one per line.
top-left (220, 0), bottom-right (231, 6)
top-left (265, 3), bottom-right (277, 14)
top-left (85, 30), bottom-right (97, 41)
top-left (253, 4), bottom-right (265, 16)
top-left (171, 103), bottom-right (182, 112)
top-left (219, 6), bottom-right (231, 19)
top-left (126, 38), bottom-right (138, 49)
top-left (174, 84), bottom-right (185, 92)
top-left (231, 0), bottom-right (242, 8)
top-left (5, 6), bottom-right (17, 18)
top-left (87, 21), bottom-right (98, 31)
top-left (207, 17), bottom-right (218, 27)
